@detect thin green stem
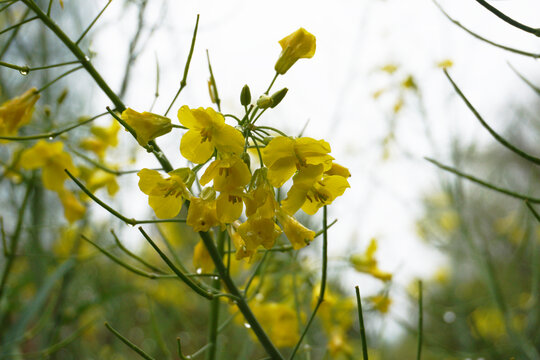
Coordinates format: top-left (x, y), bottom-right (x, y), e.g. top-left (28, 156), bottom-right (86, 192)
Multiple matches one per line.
top-left (0, 60), bottom-right (81, 73)
top-left (164, 14), bottom-right (199, 116)
top-left (0, 16), bottom-right (38, 35)
top-left (255, 126), bottom-right (288, 137)
top-left (0, 179), bottom-right (33, 302)
top-left (66, 169), bottom-right (185, 225)
top-left (444, 70), bottom-right (540, 165)
top-left (0, 112), bottom-right (106, 141)
top-left (105, 322), bottom-right (156, 360)
top-left (244, 250), bottom-right (270, 297)
top-left (433, 1), bottom-right (540, 59)
top-left (139, 227), bottom-right (214, 300)
top-left (111, 230), bottom-right (166, 274)
top-left (475, 0), bottom-right (540, 37)
top-left (206, 49), bottom-right (221, 112)
top-left (426, 158), bottom-right (540, 203)
top-left (82, 235), bottom-right (174, 279)
top-left (36, 65), bottom-right (83, 93)
top-left (199, 231), bottom-right (284, 360)
top-left (288, 206), bottom-right (328, 360)
top-left (75, 0), bottom-right (112, 45)
top-left (177, 338), bottom-right (190, 360)
top-left (0, 8), bottom-right (30, 59)
top-left (0, 217), bottom-right (7, 257)
top-left (416, 280), bottom-right (423, 360)
top-left (508, 62), bottom-right (540, 96)
top-left (265, 72), bottom-right (279, 94)
top-left (206, 232), bottom-right (225, 360)
top-left (525, 202), bottom-right (540, 333)
top-left (355, 286), bottom-right (369, 360)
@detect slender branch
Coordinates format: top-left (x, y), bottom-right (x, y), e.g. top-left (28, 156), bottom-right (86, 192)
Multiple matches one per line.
top-left (0, 112), bottom-right (106, 141)
top-left (111, 230), bottom-right (166, 274)
top-left (206, 50), bottom-right (221, 112)
top-left (0, 16), bottom-right (38, 35)
top-left (164, 14), bottom-right (199, 116)
top-left (75, 0), bottom-right (112, 45)
top-left (426, 158), bottom-right (540, 203)
top-left (434, 1), bottom-right (540, 58)
top-left (198, 231), bottom-right (284, 360)
top-left (0, 8), bottom-right (30, 59)
top-left (105, 323), bottom-right (156, 360)
top-left (508, 62), bottom-right (540, 96)
top-left (416, 280), bottom-right (423, 360)
top-left (475, 0), bottom-right (540, 37)
top-left (139, 227), bottom-right (214, 300)
top-left (355, 286), bottom-right (369, 360)
top-left (288, 206), bottom-right (328, 360)
top-left (37, 65), bottom-right (83, 93)
top-left (444, 69), bottom-right (540, 165)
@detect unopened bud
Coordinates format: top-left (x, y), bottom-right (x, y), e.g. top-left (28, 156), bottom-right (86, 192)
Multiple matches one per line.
top-left (200, 186), bottom-right (216, 201)
top-left (240, 152), bottom-right (251, 168)
top-left (270, 88), bottom-right (288, 108)
top-left (57, 88), bottom-right (68, 105)
top-left (256, 95), bottom-right (273, 109)
top-left (240, 85), bottom-right (251, 106)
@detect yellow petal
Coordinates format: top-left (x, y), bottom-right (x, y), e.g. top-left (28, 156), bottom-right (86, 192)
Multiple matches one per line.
top-left (180, 129), bottom-right (214, 164)
top-left (148, 194), bottom-right (183, 219)
top-left (137, 168), bottom-right (165, 195)
top-left (216, 193), bottom-right (243, 224)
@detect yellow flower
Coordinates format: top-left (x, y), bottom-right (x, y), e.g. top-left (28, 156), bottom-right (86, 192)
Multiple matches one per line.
top-left (200, 156), bottom-right (251, 224)
top-left (328, 329), bottom-right (353, 357)
top-left (276, 209), bottom-right (315, 249)
top-left (121, 108), bottom-right (172, 146)
top-left (20, 140), bottom-right (78, 192)
top-left (262, 136), bottom-right (334, 187)
top-left (281, 163), bottom-right (350, 215)
top-left (79, 120), bottom-right (120, 159)
top-left (275, 28), bottom-right (316, 75)
top-left (244, 168), bottom-right (279, 218)
top-left (0, 88), bottom-right (39, 137)
top-left (186, 197), bottom-right (220, 232)
top-left (178, 106), bottom-right (244, 164)
top-left (238, 215), bottom-right (282, 251)
top-left (137, 168), bottom-right (193, 219)
top-left (58, 189), bottom-right (86, 223)
top-left (229, 221), bottom-right (255, 261)
top-left (250, 300), bottom-right (300, 348)
top-left (193, 239), bottom-right (214, 273)
top-left (350, 238), bottom-right (392, 282)
top-left (86, 169), bottom-right (119, 196)
top-left (368, 294), bottom-right (392, 314)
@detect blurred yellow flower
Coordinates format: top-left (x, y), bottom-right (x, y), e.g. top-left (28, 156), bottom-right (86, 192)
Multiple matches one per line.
top-left (275, 28), bottom-right (316, 75)
top-left (79, 120), bottom-right (120, 159)
top-left (350, 238), bottom-right (392, 282)
top-left (57, 189), bottom-right (86, 223)
top-left (121, 108), bottom-right (172, 146)
top-left (437, 59), bottom-right (454, 68)
top-left (137, 168), bottom-right (193, 219)
top-left (178, 106), bottom-right (244, 164)
top-left (20, 140), bottom-right (78, 192)
top-left (250, 300), bottom-right (299, 348)
top-left (86, 169), bottom-right (119, 196)
top-left (0, 88), bottom-right (39, 138)
top-left (193, 239), bottom-right (214, 273)
top-left (262, 136), bottom-right (333, 187)
top-left (368, 294), bottom-right (392, 314)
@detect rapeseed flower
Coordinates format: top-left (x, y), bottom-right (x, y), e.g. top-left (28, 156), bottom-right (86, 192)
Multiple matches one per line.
top-left (0, 88), bottom-right (39, 138)
top-left (178, 106), bottom-right (244, 164)
top-left (276, 209), bottom-right (315, 249)
top-left (350, 238), bottom-right (392, 282)
top-left (238, 215), bottom-right (282, 251)
top-left (20, 140), bottom-right (78, 192)
top-left (137, 168), bottom-right (193, 219)
top-left (250, 300), bottom-right (299, 348)
top-left (186, 196), bottom-right (220, 232)
top-left (193, 240), bottom-right (214, 273)
top-left (262, 136), bottom-right (333, 187)
top-left (121, 108), bottom-right (172, 146)
top-left (58, 189), bottom-right (86, 223)
top-left (79, 120), bottom-right (120, 159)
top-left (275, 28), bottom-right (316, 75)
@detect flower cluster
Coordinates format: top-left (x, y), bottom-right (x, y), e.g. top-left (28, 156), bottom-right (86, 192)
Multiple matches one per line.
top-left (136, 28), bottom-right (350, 259)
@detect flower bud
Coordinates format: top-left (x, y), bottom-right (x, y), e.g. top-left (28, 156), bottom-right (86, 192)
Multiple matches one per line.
top-left (121, 108), bottom-right (172, 146)
top-left (270, 88), bottom-right (288, 108)
top-left (241, 152), bottom-right (251, 168)
top-left (274, 28), bottom-right (316, 75)
top-left (256, 95), bottom-right (273, 109)
top-left (200, 186), bottom-right (217, 201)
top-left (240, 84), bottom-right (251, 106)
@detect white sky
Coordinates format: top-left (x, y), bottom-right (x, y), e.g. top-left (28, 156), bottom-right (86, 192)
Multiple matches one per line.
top-left (75, 0), bottom-right (540, 337)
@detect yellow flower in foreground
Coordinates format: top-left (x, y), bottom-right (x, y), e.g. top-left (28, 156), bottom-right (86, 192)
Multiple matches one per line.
top-left (281, 163), bottom-right (350, 215)
top-left (178, 106), bottom-right (244, 164)
top-left (229, 221), bottom-right (255, 261)
top-left (350, 238), bottom-right (392, 282)
top-left (275, 28), bottom-right (316, 75)
top-left (186, 197), bottom-right (220, 232)
top-left (276, 209), bottom-right (315, 249)
top-left (262, 136), bottom-right (334, 188)
top-left (238, 215), bottom-right (282, 251)
top-left (137, 168), bottom-right (193, 219)
top-left (0, 88), bottom-right (39, 137)
top-left (58, 189), bottom-right (86, 223)
top-left (121, 108), bottom-right (172, 146)
top-left (20, 140), bottom-right (78, 191)
top-left (250, 300), bottom-right (299, 348)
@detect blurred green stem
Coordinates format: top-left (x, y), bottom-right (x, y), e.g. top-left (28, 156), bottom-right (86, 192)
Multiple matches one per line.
top-left (206, 231), bottom-right (225, 360)
top-left (355, 286), bottom-right (369, 360)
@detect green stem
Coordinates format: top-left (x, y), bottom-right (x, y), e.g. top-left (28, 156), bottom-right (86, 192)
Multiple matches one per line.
top-left (288, 206), bottom-right (328, 360)
top-left (355, 286), bottom-right (369, 360)
top-left (199, 231), bottom-right (284, 360)
top-left (0, 178), bottom-right (33, 302)
top-left (75, 0), bottom-right (112, 45)
top-left (475, 0), bottom-right (540, 37)
top-left (139, 227), bottom-right (214, 300)
top-left (265, 72), bottom-right (279, 94)
top-left (206, 49), bottom-right (221, 112)
top-left (426, 158), bottom-right (540, 203)
top-left (164, 14), bottom-right (199, 116)
top-left (111, 230), bottom-right (166, 274)
top-left (444, 70), bottom-right (540, 165)
top-left (206, 232), bottom-right (225, 360)
top-left (416, 280), bottom-right (423, 360)
top-left (105, 322), bottom-right (156, 360)
top-left (36, 66), bottom-right (83, 93)
top-left (0, 16), bottom-right (38, 35)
